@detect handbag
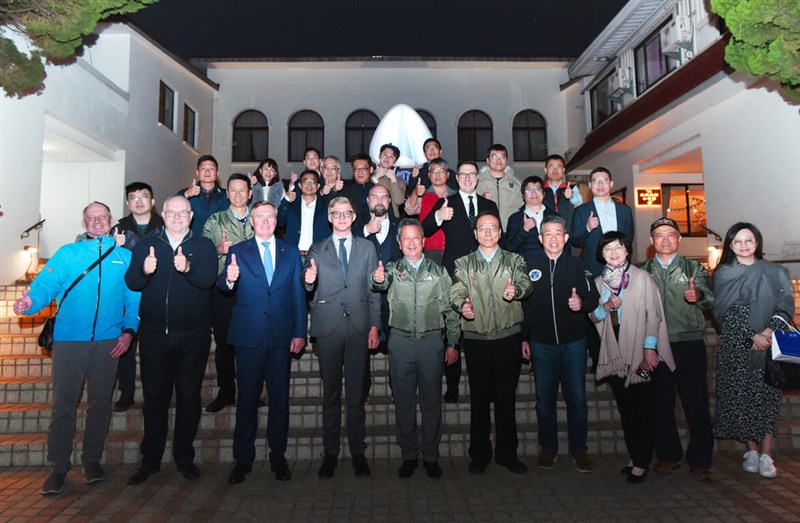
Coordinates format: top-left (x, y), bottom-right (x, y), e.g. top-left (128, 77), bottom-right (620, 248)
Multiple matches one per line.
top-left (37, 245), bottom-right (116, 351)
top-left (764, 315), bottom-right (800, 390)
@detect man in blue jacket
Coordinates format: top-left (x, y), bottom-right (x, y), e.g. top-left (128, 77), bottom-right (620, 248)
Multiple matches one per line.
top-left (14, 202), bottom-right (141, 495)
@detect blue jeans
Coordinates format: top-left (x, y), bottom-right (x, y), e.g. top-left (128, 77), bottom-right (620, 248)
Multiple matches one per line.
top-left (530, 338), bottom-right (588, 454)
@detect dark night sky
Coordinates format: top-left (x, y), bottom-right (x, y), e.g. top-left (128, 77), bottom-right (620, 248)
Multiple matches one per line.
top-left (127, 0), bottom-right (628, 60)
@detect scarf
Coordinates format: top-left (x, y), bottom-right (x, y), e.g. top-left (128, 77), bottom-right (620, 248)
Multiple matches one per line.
top-left (601, 261), bottom-right (630, 295)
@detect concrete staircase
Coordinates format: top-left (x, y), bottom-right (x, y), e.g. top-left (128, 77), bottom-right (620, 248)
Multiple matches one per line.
top-left (2, 280), bottom-right (799, 468)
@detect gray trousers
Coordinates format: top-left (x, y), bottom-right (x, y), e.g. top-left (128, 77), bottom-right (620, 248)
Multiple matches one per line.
top-left (49, 339), bottom-right (119, 473)
top-left (388, 332), bottom-right (445, 462)
top-left (316, 319), bottom-right (370, 457)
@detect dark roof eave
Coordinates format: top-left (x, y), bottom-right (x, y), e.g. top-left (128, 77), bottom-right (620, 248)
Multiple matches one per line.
top-left (191, 55), bottom-right (578, 64)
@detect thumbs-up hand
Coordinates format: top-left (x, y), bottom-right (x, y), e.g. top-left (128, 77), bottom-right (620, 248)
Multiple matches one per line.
top-left (113, 227), bottom-right (126, 247)
top-left (289, 171), bottom-right (298, 192)
top-left (365, 216), bottom-right (382, 235)
top-left (13, 289), bottom-right (32, 315)
top-left (218, 229), bottom-right (233, 255)
top-left (144, 246), bottom-right (158, 275)
top-left (435, 197), bottom-right (454, 222)
top-left (373, 260), bottom-right (385, 284)
top-left (568, 287), bottom-right (582, 311)
top-left (304, 258), bottom-right (318, 285)
top-left (411, 163), bottom-right (419, 178)
top-left (523, 214), bottom-right (536, 232)
top-left (416, 181), bottom-right (426, 197)
top-left (334, 176), bottom-right (344, 192)
top-left (185, 178), bottom-right (201, 198)
top-left (385, 166), bottom-right (397, 181)
top-left (482, 190), bottom-right (493, 200)
top-left (503, 277), bottom-right (516, 302)
top-left (461, 297), bottom-right (475, 320)
top-left (226, 253), bottom-right (240, 283)
top-left (684, 276), bottom-right (700, 303)
top-left (564, 181), bottom-right (573, 200)
top-left (174, 246), bottom-right (189, 273)
top-left (587, 210), bottom-right (600, 231)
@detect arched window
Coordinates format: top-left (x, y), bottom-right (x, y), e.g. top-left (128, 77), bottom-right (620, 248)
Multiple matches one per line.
top-left (512, 110), bottom-right (547, 161)
top-left (415, 109), bottom-right (437, 138)
top-left (345, 110), bottom-right (379, 162)
top-left (457, 110), bottom-right (493, 162)
top-left (232, 110), bottom-right (269, 162)
top-left (288, 110), bottom-right (324, 162)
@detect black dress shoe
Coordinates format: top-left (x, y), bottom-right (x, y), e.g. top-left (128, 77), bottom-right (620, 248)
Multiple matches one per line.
top-left (318, 454), bottom-right (337, 479)
top-left (468, 461), bottom-right (487, 474)
top-left (228, 462), bottom-right (252, 484)
top-left (443, 390), bottom-right (459, 403)
top-left (114, 391), bottom-right (135, 412)
top-left (352, 455), bottom-right (371, 477)
top-left (128, 463), bottom-right (160, 485)
top-left (177, 462), bottom-right (200, 480)
top-left (626, 467), bottom-right (649, 484)
top-left (398, 459), bottom-right (418, 478)
top-left (271, 457), bottom-right (292, 481)
top-left (206, 395), bottom-right (235, 413)
top-left (496, 457), bottom-right (528, 474)
top-left (620, 465), bottom-right (633, 476)
top-left (423, 461), bottom-right (442, 479)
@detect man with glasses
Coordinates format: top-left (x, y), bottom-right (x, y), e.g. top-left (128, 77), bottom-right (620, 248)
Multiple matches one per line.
top-left (278, 169), bottom-right (331, 255)
top-left (319, 155), bottom-right (344, 198)
top-left (570, 167), bottom-right (634, 278)
top-left (341, 153), bottom-right (376, 216)
top-left (302, 197), bottom-right (381, 479)
top-left (477, 144), bottom-right (525, 226)
top-left (125, 196), bottom-right (218, 485)
top-left (112, 182), bottom-right (164, 412)
top-left (406, 138), bottom-right (458, 196)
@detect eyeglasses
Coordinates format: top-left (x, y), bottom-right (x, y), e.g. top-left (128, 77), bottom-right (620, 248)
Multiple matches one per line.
top-left (300, 179), bottom-right (319, 185)
top-left (164, 210), bottom-right (191, 218)
top-left (457, 172), bottom-right (478, 178)
top-left (524, 187), bottom-right (543, 194)
top-left (322, 165), bottom-right (340, 171)
top-left (353, 167), bottom-right (370, 173)
top-left (602, 244), bottom-right (625, 253)
top-left (128, 195), bottom-right (151, 202)
top-left (329, 210), bottom-right (355, 218)
top-left (489, 154), bottom-right (507, 160)
top-left (429, 169), bottom-right (448, 175)
top-left (477, 225), bottom-right (499, 233)
top-left (591, 178), bottom-right (611, 185)
top-left (732, 238), bottom-right (755, 247)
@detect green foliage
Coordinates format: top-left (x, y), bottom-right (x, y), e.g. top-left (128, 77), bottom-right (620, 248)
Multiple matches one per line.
top-left (711, 0), bottom-right (800, 97)
top-left (0, 0), bottom-right (159, 97)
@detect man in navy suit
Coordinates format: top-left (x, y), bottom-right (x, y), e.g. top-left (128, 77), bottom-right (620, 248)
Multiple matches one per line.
top-left (421, 160), bottom-right (498, 402)
top-left (569, 167), bottom-right (634, 278)
top-left (278, 169), bottom-right (331, 254)
top-left (303, 196), bottom-right (381, 479)
top-left (220, 201), bottom-right (307, 485)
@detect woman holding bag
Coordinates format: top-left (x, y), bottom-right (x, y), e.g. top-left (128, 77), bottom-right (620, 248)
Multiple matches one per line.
top-left (713, 222), bottom-right (795, 478)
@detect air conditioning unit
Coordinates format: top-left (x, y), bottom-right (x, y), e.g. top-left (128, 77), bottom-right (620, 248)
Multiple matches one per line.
top-left (661, 15), bottom-right (692, 57)
top-left (608, 67), bottom-right (632, 99)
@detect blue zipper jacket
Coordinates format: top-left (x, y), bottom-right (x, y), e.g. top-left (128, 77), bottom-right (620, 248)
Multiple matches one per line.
top-left (25, 236), bottom-right (141, 342)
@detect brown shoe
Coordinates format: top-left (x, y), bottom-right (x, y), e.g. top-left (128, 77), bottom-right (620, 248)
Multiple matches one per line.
top-left (654, 460), bottom-right (680, 475)
top-left (572, 451), bottom-right (593, 473)
top-left (690, 467), bottom-right (713, 483)
top-left (536, 448), bottom-right (557, 470)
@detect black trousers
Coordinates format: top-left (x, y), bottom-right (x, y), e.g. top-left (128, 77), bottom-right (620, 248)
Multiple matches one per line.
top-left (608, 374), bottom-right (656, 469)
top-left (116, 336), bottom-right (138, 395)
top-left (463, 333), bottom-right (522, 464)
top-left (139, 326), bottom-right (210, 466)
top-left (654, 339), bottom-right (714, 468)
top-left (211, 287), bottom-right (236, 400)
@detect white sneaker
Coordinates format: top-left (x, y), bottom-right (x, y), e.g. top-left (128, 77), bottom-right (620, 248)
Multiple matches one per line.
top-left (758, 454), bottom-right (777, 478)
top-left (742, 450), bottom-right (759, 473)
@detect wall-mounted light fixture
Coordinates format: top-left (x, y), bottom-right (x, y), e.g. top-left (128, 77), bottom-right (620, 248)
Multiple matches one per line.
top-left (23, 245), bottom-right (38, 281)
top-left (636, 188), bottom-right (662, 206)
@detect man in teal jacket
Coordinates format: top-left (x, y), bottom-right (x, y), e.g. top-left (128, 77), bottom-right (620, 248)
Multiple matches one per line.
top-left (14, 202), bottom-right (141, 495)
top-left (640, 217), bottom-right (715, 482)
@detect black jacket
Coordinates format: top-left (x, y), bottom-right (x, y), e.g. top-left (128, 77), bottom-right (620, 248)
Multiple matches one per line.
top-left (115, 213), bottom-right (164, 252)
top-left (522, 250), bottom-right (599, 345)
top-left (125, 229), bottom-right (217, 333)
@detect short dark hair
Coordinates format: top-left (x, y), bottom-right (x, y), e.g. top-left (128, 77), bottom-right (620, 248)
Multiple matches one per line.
top-left (197, 155), bottom-right (218, 169)
top-left (304, 147), bottom-right (322, 159)
top-left (125, 182), bottom-right (153, 199)
top-left (719, 222), bottom-right (764, 266)
top-left (520, 175), bottom-right (545, 195)
top-left (596, 231), bottom-right (632, 265)
top-left (227, 173), bottom-right (252, 190)
top-left (396, 217), bottom-right (424, 241)
top-left (456, 160), bottom-right (479, 173)
top-left (422, 138), bottom-right (441, 151)
top-left (590, 167), bottom-right (612, 181)
top-left (545, 154), bottom-right (566, 167)
top-left (380, 143), bottom-right (400, 160)
top-left (487, 143), bottom-right (508, 157)
top-left (540, 214), bottom-right (567, 232)
top-left (474, 210), bottom-right (502, 231)
top-left (428, 157), bottom-right (448, 170)
top-left (351, 153), bottom-right (374, 168)
top-left (253, 158), bottom-right (280, 186)
top-left (299, 169), bottom-right (321, 184)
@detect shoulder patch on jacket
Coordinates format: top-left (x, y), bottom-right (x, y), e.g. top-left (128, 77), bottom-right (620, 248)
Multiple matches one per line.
top-left (529, 269), bottom-right (542, 282)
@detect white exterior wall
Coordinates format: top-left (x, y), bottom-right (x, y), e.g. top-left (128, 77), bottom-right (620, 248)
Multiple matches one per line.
top-left (206, 61), bottom-right (571, 180)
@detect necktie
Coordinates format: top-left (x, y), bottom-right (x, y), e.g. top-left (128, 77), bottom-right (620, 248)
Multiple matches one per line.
top-left (262, 241), bottom-right (273, 284)
top-left (468, 195), bottom-right (476, 227)
top-left (338, 238), bottom-right (348, 278)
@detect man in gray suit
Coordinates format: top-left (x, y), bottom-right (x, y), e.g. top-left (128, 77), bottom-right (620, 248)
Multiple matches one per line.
top-left (303, 196), bottom-right (381, 479)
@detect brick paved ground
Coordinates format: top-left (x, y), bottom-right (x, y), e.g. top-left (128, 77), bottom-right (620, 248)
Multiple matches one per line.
top-left (2, 452), bottom-right (799, 522)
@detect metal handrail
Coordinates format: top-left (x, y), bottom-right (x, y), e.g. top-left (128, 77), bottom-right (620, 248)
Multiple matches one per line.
top-left (20, 219), bottom-right (45, 239)
top-left (700, 224), bottom-right (722, 242)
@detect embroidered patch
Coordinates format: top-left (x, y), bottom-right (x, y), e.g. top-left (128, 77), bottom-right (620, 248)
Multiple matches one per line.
top-left (529, 269), bottom-right (542, 281)
top-left (675, 273), bottom-right (689, 284)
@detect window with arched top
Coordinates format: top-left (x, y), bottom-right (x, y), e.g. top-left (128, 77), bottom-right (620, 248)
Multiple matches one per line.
top-left (232, 110), bottom-right (269, 162)
top-left (457, 110), bottom-right (493, 162)
top-left (288, 110), bottom-right (324, 162)
top-left (415, 109), bottom-right (437, 138)
top-left (345, 110), bottom-right (379, 162)
top-left (512, 110), bottom-right (547, 162)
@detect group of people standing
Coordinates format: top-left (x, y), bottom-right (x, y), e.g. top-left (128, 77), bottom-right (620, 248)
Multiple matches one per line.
top-left (14, 140), bottom-right (795, 495)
